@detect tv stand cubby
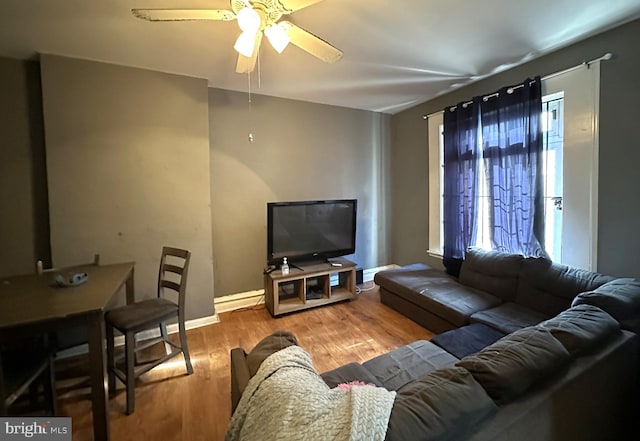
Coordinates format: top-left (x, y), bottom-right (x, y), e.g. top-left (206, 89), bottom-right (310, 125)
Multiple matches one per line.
top-left (264, 258), bottom-right (357, 317)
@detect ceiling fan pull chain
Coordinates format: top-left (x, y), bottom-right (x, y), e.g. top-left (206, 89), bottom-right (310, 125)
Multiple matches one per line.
top-left (247, 70), bottom-right (254, 142)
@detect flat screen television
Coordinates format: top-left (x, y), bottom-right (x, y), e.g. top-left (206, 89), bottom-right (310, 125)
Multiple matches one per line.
top-left (267, 199), bottom-right (357, 266)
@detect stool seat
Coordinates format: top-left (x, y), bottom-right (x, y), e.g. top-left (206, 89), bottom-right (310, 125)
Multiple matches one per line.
top-left (106, 299), bottom-right (178, 332)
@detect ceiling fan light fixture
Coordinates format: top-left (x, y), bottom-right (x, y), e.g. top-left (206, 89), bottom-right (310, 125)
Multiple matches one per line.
top-left (234, 31), bottom-right (256, 57)
top-left (130, 1), bottom-right (344, 74)
top-left (264, 24), bottom-right (290, 54)
top-left (236, 7), bottom-right (261, 33)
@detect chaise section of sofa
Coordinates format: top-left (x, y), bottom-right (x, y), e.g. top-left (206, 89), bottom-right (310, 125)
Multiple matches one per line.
top-left (374, 263), bottom-right (502, 333)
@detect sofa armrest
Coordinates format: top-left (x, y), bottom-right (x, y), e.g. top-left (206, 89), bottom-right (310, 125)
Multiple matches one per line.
top-left (230, 347), bottom-right (251, 414)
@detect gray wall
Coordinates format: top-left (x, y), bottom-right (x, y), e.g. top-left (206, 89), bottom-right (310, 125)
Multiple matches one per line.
top-left (39, 55), bottom-right (215, 319)
top-left (390, 18), bottom-right (640, 278)
top-left (209, 88), bottom-right (391, 296)
top-left (0, 58), bottom-right (49, 278)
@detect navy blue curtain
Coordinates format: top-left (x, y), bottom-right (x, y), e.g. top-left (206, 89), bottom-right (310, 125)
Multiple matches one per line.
top-left (480, 77), bottom-right (545, 256)
top-left (442, 98), bottom-right (481, 275)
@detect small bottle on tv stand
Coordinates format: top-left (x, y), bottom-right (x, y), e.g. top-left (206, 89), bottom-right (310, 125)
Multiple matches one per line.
top-left (281, 257), bottom-right (289, 275)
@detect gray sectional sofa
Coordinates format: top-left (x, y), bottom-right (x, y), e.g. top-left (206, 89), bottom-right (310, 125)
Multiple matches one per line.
top-left (229, 248), bottom-right (640, 440)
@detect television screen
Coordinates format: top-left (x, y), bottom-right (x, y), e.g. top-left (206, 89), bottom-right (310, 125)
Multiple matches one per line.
top-left (267, 199), bottom-right (357, 265)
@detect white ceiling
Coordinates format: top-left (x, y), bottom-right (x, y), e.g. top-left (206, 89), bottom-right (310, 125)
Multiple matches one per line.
top-left (1, 0), bottom-right (640, 114)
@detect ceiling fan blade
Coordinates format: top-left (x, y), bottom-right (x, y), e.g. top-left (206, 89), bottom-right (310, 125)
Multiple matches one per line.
top-left (236, 32), bottom-right (263, 74)
top-left (278, 0), bottom-right (325, 13)
top-left (280, 21), bottom-right (343, 64)
top-left (131, 9), bottom-right (236, 22)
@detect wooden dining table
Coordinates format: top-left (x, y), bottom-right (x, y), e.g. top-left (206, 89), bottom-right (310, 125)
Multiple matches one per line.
top-left (0, 261), bottom-right (135, 441)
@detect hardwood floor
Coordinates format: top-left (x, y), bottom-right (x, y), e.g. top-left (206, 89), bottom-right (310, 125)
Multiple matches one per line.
top-left (58, 285), bottom-right (433, 441)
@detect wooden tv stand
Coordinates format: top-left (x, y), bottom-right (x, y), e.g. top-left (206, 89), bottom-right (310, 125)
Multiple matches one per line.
top-left (264, 258), bottom-right (357, 317)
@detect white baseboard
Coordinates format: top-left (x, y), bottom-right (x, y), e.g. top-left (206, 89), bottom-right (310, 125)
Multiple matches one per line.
top-left (363, 264), bottom-right (399, 281)
top-left (214, 289), bottom-right (265, 313)
top-left (212, 264), bottom-right (399, 314)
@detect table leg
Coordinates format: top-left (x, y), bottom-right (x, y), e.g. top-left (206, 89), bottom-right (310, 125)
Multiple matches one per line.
top-left (125, 267), bottom-right (135, 305)
top-left (88, 311), bottom-right (110, 441)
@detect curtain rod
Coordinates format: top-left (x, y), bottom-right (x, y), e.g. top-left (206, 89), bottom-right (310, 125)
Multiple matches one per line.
top-left (423, 52), bottom-right (613, 120)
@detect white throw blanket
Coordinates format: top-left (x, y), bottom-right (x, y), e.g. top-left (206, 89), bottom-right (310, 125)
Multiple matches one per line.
top-left (226, 345), bottom-right (396, 441)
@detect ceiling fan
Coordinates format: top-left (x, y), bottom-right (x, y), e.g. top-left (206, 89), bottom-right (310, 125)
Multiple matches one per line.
top-left (132, 0), bottom-right (343, 73)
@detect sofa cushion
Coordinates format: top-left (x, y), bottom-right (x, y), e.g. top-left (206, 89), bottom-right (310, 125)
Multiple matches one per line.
top-left (386, 367), bottom-right (497, 441)
top-left (456, 327), bottom-right (571, 404)
top-left (515, 256), bottom-right (614, 316)
top-left (431, 323), bottom-right (506, 359)
top-left (246, 330), bottom-right (298, 377)
top-left (470, 302), bottom-right (550, 334)
top-left (459, 247), bottom-right (524, 301)
top-left (362, 340), bottom-right (457, 391)
top-left (375, 264), bottom-right (502, 328)
top-left (538, 304), bottom-right (620, 356)
top-left (572, 278), bottom-right (640, 334)
top-left (321, 362), bottom-right (384, 388)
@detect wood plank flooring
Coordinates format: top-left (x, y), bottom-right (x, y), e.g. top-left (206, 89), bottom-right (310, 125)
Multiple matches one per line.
top-left (58, 285), bottom-right (433, 441)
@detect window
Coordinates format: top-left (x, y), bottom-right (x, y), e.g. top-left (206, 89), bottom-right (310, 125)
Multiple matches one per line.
top-left (428, 93), bottom-right (566, 259)
top-left (428, 64), bottom-right (600, 270)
